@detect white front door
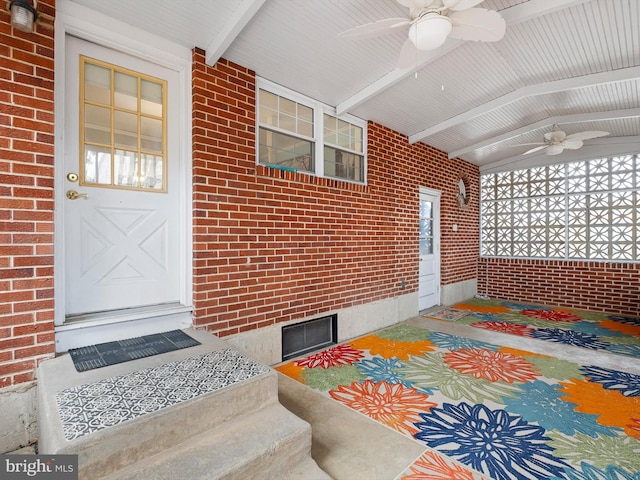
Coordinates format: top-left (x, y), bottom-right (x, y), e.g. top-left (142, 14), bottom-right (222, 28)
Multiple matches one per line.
top-left (419, 190), bottom-right (441, 310)
top-left (57, 35), bottom-right (190, 349)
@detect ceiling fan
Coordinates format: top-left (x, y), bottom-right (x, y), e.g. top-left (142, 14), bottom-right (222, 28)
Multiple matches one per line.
top-left (339, 0), bottom-right (506, 68)
top-left (515, 125), bottom-right (610, 156)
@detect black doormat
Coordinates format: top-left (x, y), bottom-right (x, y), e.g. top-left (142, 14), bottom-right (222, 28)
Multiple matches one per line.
top-left (68, 330), bottom-right (201, 372)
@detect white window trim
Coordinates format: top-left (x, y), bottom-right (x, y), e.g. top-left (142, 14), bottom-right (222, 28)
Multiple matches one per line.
top-left (257, 77), bottom-right (367, 185)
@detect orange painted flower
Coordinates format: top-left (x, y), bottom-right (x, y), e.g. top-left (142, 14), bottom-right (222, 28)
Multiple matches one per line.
top-left (401, 450), bottom-right (481, 480)
top-left (443, 348), bottom-right (540, 383)
top-left (559, 378), bottom-right (640, 439)
top-left (329, 380), bottom-right (435, 436)
top-left (599, 319), bottom-right (640, 337)
top-left (453, 303), bottom-right (510, 315)
top-left (349, 335), bottom-right (435, 360)
top-left (498, 346), bottom-right (550, 359)
top-left (274, 361), bottom-right (304, 381)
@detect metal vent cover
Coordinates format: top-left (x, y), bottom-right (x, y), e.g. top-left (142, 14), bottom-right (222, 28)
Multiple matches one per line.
top-left (282, 314), bottom-right (337, 361)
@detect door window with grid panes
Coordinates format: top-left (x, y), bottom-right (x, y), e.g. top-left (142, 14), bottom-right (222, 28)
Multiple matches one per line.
top-left (81, 56), bottom-right (167, 192)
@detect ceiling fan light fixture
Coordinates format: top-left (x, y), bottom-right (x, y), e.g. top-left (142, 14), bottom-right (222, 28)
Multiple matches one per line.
top-left (409, 12), bottom-right (452, 51)
top-left (545, 144), bottom-right (564, 155)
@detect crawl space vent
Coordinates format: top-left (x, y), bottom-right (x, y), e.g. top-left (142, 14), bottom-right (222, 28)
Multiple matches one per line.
top-left (282, 314), bottom-right (337, 361)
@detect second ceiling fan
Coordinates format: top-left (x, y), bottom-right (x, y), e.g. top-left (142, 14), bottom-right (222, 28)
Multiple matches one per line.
top-left (339, 0), bottom-right (507, 68)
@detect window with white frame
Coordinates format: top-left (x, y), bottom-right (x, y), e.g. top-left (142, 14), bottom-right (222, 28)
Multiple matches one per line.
top-left (257, 80), bottom-right (366, 183)
top-left (481, 154), bottom-right (639, 261)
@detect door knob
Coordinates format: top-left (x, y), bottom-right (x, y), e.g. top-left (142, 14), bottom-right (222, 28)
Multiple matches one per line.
top-left (66, 190), bottom-right (89, 200)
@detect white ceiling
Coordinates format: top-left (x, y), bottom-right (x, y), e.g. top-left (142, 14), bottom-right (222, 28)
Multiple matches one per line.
top-left (68, 0), bottom-right (640, 172)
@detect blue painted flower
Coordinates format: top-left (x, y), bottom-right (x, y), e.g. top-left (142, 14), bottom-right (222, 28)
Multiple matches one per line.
top-left (356, 357), bottom-right (435, 395)
top-left (608, 315), bottom-right (640, 327)
top-left (427, 331), bottom-right (496, 351)
top-left (413, 402), bottom-right (570, 480)
top-left (581, 366), bottom-right (640, 397)
top-left (503, 381), bottom-right (614, 438)
top-left (561, 461), bottom-right (640, 480)
top-left (605, 343), bottom-right (640, 358)
top-left (569, 321), bottom-right (626, 338)
top-left (532, 328), bottom-right (611, 350)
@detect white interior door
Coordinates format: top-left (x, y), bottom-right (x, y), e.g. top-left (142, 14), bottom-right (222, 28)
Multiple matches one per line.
top-left (63, 35), bottom-right (181, 318)
top-left (419, 190), bottom-right (441, 310)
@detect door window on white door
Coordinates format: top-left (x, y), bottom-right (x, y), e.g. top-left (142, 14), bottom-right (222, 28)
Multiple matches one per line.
top-left (81, 56), bottom-right (167, 192)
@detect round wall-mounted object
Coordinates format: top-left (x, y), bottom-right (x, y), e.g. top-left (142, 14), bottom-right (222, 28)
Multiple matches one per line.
top-left (458, 175), bottom-right (471, 208)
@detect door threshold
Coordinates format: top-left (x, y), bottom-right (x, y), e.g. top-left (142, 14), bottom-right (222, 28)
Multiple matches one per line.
top-left (63, 303), bottom-right (191, 329)
top-left (55, 304), bottom-right (193, 353)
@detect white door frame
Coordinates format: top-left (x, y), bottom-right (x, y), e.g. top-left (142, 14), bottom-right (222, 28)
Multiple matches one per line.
top-left (53, 0), bottom-right (193, 350)
top-left (419, 187), bottom-right (441, 310)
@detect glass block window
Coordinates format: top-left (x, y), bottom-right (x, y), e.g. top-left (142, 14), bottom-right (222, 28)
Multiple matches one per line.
top-left (80, 56), bottom-right (166, 192)
top-left (257, 79), bottom-right (366, 184)
top-left (481, 155), bottom-right (639, 261)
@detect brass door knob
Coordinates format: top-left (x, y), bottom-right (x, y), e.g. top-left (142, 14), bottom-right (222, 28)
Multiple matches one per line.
top-left (66, 190), bottom-right (89, 200)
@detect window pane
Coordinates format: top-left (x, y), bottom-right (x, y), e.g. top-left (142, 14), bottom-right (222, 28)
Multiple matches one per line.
top-left (420, 238), bottom-right (433, 255)
top-left (84, 105), bottom-right (111, 144)
top-left (84, 63), bottom-right (111, 105)
top-left (114, 150), bottom-right (139, 187)
top-left (259, 128), bottom-right (314, 172)
top-left (141, 117), bottom-right (163, 152)
top-left (114, 72), bottom-right (138, 111)
top-left (324, 146), bottom-right (363, 182)
top-left (140, 153), bottom-right (163, 189)
top-left (114, 111), bottom-right (138, 148)
top-left (84, 145), bottom-right (111, 185)
top-left (141, 79), bottom-right (163, 116)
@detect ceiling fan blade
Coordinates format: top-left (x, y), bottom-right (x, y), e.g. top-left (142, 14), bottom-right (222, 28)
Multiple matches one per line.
top-left (522, 145), bottom-right (548, 155)
top-left (396, 0), bottom-right (437, 9)
top-left (561, 140), bottom-right (584, 150)
top-left (511, 142), bottom-right (545, 147)
top-left (449, 9), bottom-right (506, 42)
top-left (443, 0), bottom-right (485, 11)
top-left (338, 17), bottom-right (411, 38)
top-left (564, 130), bottom-right (610, 142)
top-left (398, 37), bottom-right (420, 69)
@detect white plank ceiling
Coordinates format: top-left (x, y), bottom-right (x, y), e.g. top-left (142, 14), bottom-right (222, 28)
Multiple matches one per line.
top-left (68, 0), bottom-right (640, 172)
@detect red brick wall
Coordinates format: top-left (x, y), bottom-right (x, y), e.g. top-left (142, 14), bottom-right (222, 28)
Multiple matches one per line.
top-left (191, 49), bottom-right (480, 337)
top-left (478, 258), bottom-right (640, 316)
top-left (0, 1), bottom-right (56, 387)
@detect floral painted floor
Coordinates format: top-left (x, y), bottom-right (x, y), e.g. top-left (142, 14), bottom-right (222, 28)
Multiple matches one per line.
top-left (275, 323), bottom-right (640, 480)
top-left (445, 298), bottom-right (640, 359)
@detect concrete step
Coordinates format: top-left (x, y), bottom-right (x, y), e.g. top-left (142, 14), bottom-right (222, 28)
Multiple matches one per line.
top-left (101, 403), bottom-right (332, 480)
top-left (37, 329), bottom-right (277, 478)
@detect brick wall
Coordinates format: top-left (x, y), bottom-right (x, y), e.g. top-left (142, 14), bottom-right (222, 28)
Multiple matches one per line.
top-left (478, 258), bottom-right (640, 316)
top-left (191, 49), bottom-right (480, 337)
top-left (0, 1), bottom-right (56, 387)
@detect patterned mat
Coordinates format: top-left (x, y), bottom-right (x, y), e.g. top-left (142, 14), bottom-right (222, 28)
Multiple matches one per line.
top-left (276, 324), bottom-right (640, 480)
top-left (425, 307), bottom-right (471, 322)
top-left (68, 330), bottom-right (201, 372)
top-left (451, 298), bottom-right (640, 359)
top-left (57, 349), bottom-right (270, 440)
